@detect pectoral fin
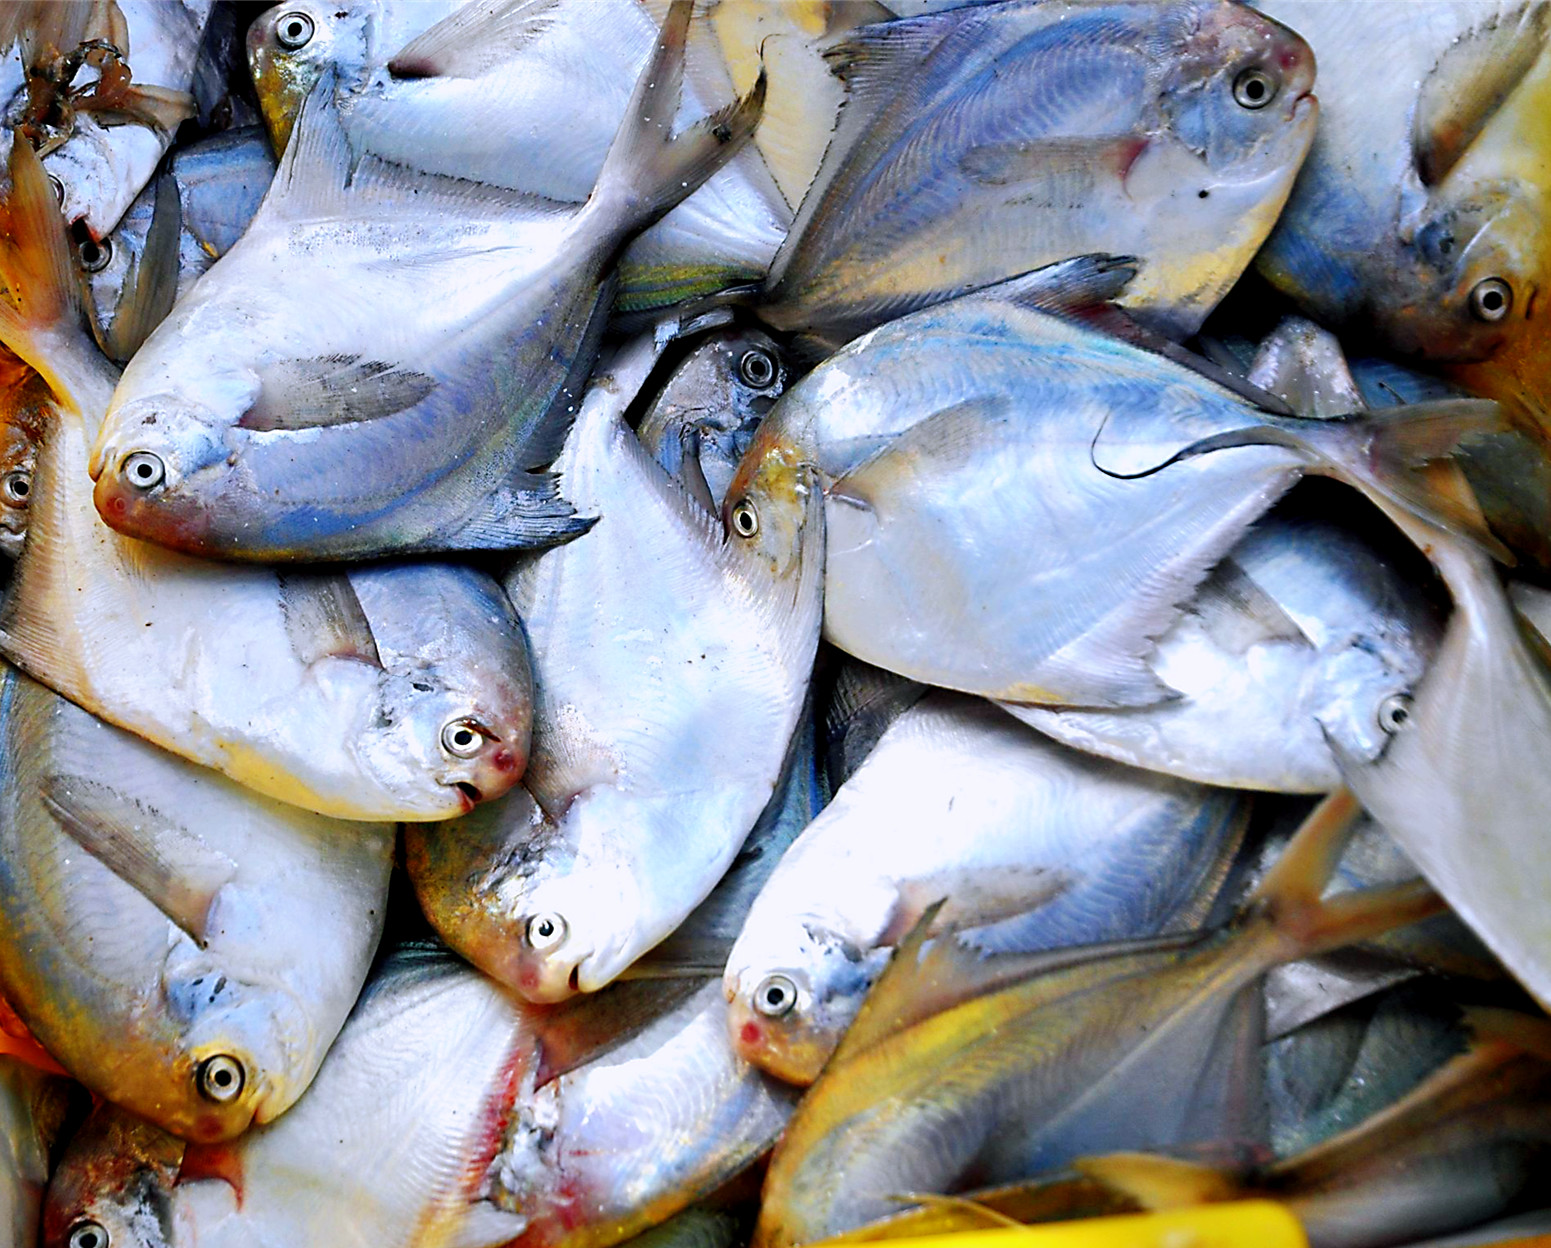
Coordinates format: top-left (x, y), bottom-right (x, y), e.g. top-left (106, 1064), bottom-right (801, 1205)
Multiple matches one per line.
top-left (276, 572), bottom-right (383, 668)
top-left (241, 356), bottom-right (437, 431)
top-left (41, 775), bottom-right (238, 946)
top-left (388, 0), bottom-right (565, 80)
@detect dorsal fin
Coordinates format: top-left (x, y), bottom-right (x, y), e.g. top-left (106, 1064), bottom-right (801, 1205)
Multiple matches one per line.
top-left (0, 134), bottom-right (83, 400)
top-left (101, 171), bottom-right (180, 363)
top-left (388, 0), bottom-right (564, 80)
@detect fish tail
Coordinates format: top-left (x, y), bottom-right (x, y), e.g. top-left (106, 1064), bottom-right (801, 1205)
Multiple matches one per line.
top-left (588, 0), bottom-right (766, 248)
top-left (0, 133), bottom-right (81, 380)
top-left (1072, 1153), bottom-right (1243, 1211)
top-left (1246, 790), bottom-right (1446, 964)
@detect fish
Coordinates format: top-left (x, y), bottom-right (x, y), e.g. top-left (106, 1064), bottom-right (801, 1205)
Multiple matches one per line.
top-left (752, 791), bottom-right (1444, 1246)
top-left (0, 134), bottom-right (534, 819)
top-left (1002, 498), bottom-right (1446, 792)
top-left (406, 336), bottom-right (822, 1001)
top-left (489, 981), bottom-right (798, 1248)
top-left (81, 126), bottom-right (277, 356)
top-left (817, 657), bottom-right (925, 794)
top-left (0, 349), bottom-right (44, 559)
top-left (825, 1006), bottom-right (1551, 1248)
top-left (0, 1056), bottom-right (72, 1248)
top-left (0, 660), bottom-right (396, 1142)
top-left (89, 0), bottom-right (768, 561)
top-left (245, 0), bottom-right (797, 311)
top-left (757, 0), bottom-right (1317, 347)
top-left (727, 262), bottom-right (1502, 709)
top-left (1253, 2), bottom-right (1551, 429)
top-left (636, 322), bottom-right (789, 512)
top-left (724, 691), bottom-right (1247, 1085)
top-left (41, 1101), bottom-right (188, 1248)
top-left (3, 1), bottom-right (210, 238)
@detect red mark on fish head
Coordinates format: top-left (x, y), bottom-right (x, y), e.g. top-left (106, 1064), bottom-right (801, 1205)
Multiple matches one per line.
top-left (491, 747), bottom-right (517, 774)
top-left (739, 1021), bottom-right (763, 1048)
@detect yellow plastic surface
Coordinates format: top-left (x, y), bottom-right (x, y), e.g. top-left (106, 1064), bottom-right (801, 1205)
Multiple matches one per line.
top-left (809, 1202), bottom-right (1308, 1248)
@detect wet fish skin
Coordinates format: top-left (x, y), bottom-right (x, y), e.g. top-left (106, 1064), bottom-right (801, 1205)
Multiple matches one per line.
top-left (760, 0), bottom-right (1317, 345)
top-left (637, 324), bottom-right (789, 511)
top-left (408, 338), bottom-right (823, 1001)
top-left (0, 356), bottom-right (45, 560)
top-left (725, 692), bottom-right (1246, 1085)
top-left (90, 0), bottom-right (768, 561)
top-left (0, 662), bottom-right (395, 1143)
top-left (1004, 503), bottom-right (1445, 792)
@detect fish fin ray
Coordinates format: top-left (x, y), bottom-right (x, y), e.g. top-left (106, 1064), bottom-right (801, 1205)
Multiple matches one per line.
top-left (588, 0), bottom-right (766, 245)
top-left (276, 571), bottom-right (383, 668)
top-left (1413, 4), bottom-right (1551, 186)
top-left (979, 254), bottom-right (1138, 317)
top-left (430, 474), bottom-right (596, 553)
top-left (1190, 558), bottom-right (1311, 653)
top-left (387, 0), bottom-right (564, 80)
top-left (240, 355), bottom-right (437, 431)
top-left (0, 134), bottom-right (83, 387)
top-left (40, 774), bottom-right (238, 946)
top-left (102, 173), bottom-right (181, 363)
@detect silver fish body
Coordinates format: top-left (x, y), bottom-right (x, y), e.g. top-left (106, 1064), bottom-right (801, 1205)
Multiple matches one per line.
top-left (1004, 505), bottom-right (1445, 791)
top-left (91, 2), bottom-right (767, 560)
top-left (724, 692), bottom-right (1247, 1085)
top-left (0, 1057), bottom-right (68, 1248)
top-left (408, 339), bottom-right (822, 1000)
top-left (760, 0), bottom-right (1316, 345)
top-left (0, 661), bottom-right (395, 1143)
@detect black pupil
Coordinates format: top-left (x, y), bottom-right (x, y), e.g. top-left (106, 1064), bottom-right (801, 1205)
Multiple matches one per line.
top-left (455, 729), bottom-right (474, 746)
top-left (1244, 76), bottom-right (1265, 100)
top-left (765, 985), bottom-right (785, 1005)
top-left (134, 462), bottom-right (153, 479)
top-left (213, 1067), bottom-right (232, 1086)
top-left (743, 352), bottom-right (773, 386)
top-left (1391, 705), bottom-right (1407, 724)
top-left (80, 241), bottom-right (100, 266)
top-left (286, 19), bottom-right (305, 39)
top-left (9, 477), bottom-right (26, 498)
top-left (1482, 289), bottom-right (1504, 311)
top-left (537, 920), bottom-right (554, 937)
top-left (77, 1233), bottom-right (99, 1248)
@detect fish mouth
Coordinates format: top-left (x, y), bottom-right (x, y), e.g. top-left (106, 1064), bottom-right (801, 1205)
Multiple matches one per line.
top-left (450, 781), bottom-right (481, 812)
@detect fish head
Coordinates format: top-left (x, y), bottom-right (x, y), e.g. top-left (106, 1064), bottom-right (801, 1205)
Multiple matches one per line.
top-left (248, 2), bottom-right (360, 156)
top-left (1312, 632), bottom-right (1434, 769)
top-left (724, 927), bottom-right (888, 1085)
top-left (0, 353), bottom-right (46, 557)
top-left (89, 392), bottom-right (244, 551)
top-left (42, 1105), bottom-right (184, 1248)
top-left (158, 972), bottom-right (313, 1142)
top-left (722, 426), bottom-right (823, 585)
top-left (1156, 1), bottom-right (1317, 174)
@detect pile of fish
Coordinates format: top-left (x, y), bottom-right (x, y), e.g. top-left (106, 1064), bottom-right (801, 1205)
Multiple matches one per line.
top-left (0, 1), bottom-right (1549, 1246)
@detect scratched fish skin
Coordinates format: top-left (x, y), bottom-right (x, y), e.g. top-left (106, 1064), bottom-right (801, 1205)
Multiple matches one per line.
top-left (727, 266), bottom-right (1482, 710)
top-left (0, 136), bottom-right (533, 819)
top-left (0, 1057), bottom-right (69, 1248)
top-left (759, 0), bottom-right (1316, 346)
top-left (637, 323), bottom-right (789, 512)
top-left (1, 1), bottom-right (212, 237)
top-left (1003, 502), bottom-right (1445, 792)
top-left (89, 1), bottom-right (767, 561)
top-left (724, 691), bottom-right (1247, 1085)
top-left (407, 339), bottom-right (822, 1001)
top-left (752, 793), bottom-right (1442, 1246)
top-left (486, 981), bottom-right (798, 1248)
top-left (1253, 2), bottom-right (1551, 423)
top-left (245, 0), bottom-right (794, 311)
top-left (83, 127), bottom-right (276, 347)
top-left (0, 661), bottom-right (395, 1143)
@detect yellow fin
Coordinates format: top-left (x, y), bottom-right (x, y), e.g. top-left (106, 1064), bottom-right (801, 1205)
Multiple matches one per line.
top-left (1073, 1153), bottom-right (1240, 1211)
top-left (0, 134), bottom-right (81, 398)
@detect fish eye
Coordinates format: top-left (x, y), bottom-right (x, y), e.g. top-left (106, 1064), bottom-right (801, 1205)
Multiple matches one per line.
top-left (48, 175), bottom-right (65, 205)
top-left (275, 11), bottom-right (315, 50)
top-left (753, 973), bottom-right (797, 1018)
top-left (1377, 693), bottom-right (1413, 735)
top-left (730, 498), bottom-right (759, 539)
top-left (68, 1222), bottom-right (108, 1248)
top-left (526, 912), bottom-right (566, 950)
top-left (738, 348), bottom-right (777, 390)
top-left (121, 451), bottom-right (165, 491)
top-left (440, 718), bottom-right (487, 758)
top-left (1232, 67), bottom-right (1278, 110)
top-left (196, 1053), bottom-right (245, 1104)
top-left (1, 470), bottom-right (30, 507)
top-left (76, 236), bottom-right (111, 274)
top-left (1469, 277), bottom-right (1512, 322)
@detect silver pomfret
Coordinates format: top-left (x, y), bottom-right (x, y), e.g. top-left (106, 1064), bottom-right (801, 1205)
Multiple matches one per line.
top-left (759, 0), bottom-right (1316, 345)
top-left (724, 692), bottom-right (1246, 1085)
top-left (1005, 506), bottom-right (1445, 791)
top-left (90, 1), bottom-right (767, 561)
top-left (0, 662), bottom-right (394, 1143)
top-left (407, 336), bottom-right (822, 1000)
top-left (0, 136), bottom-right (533, 819)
